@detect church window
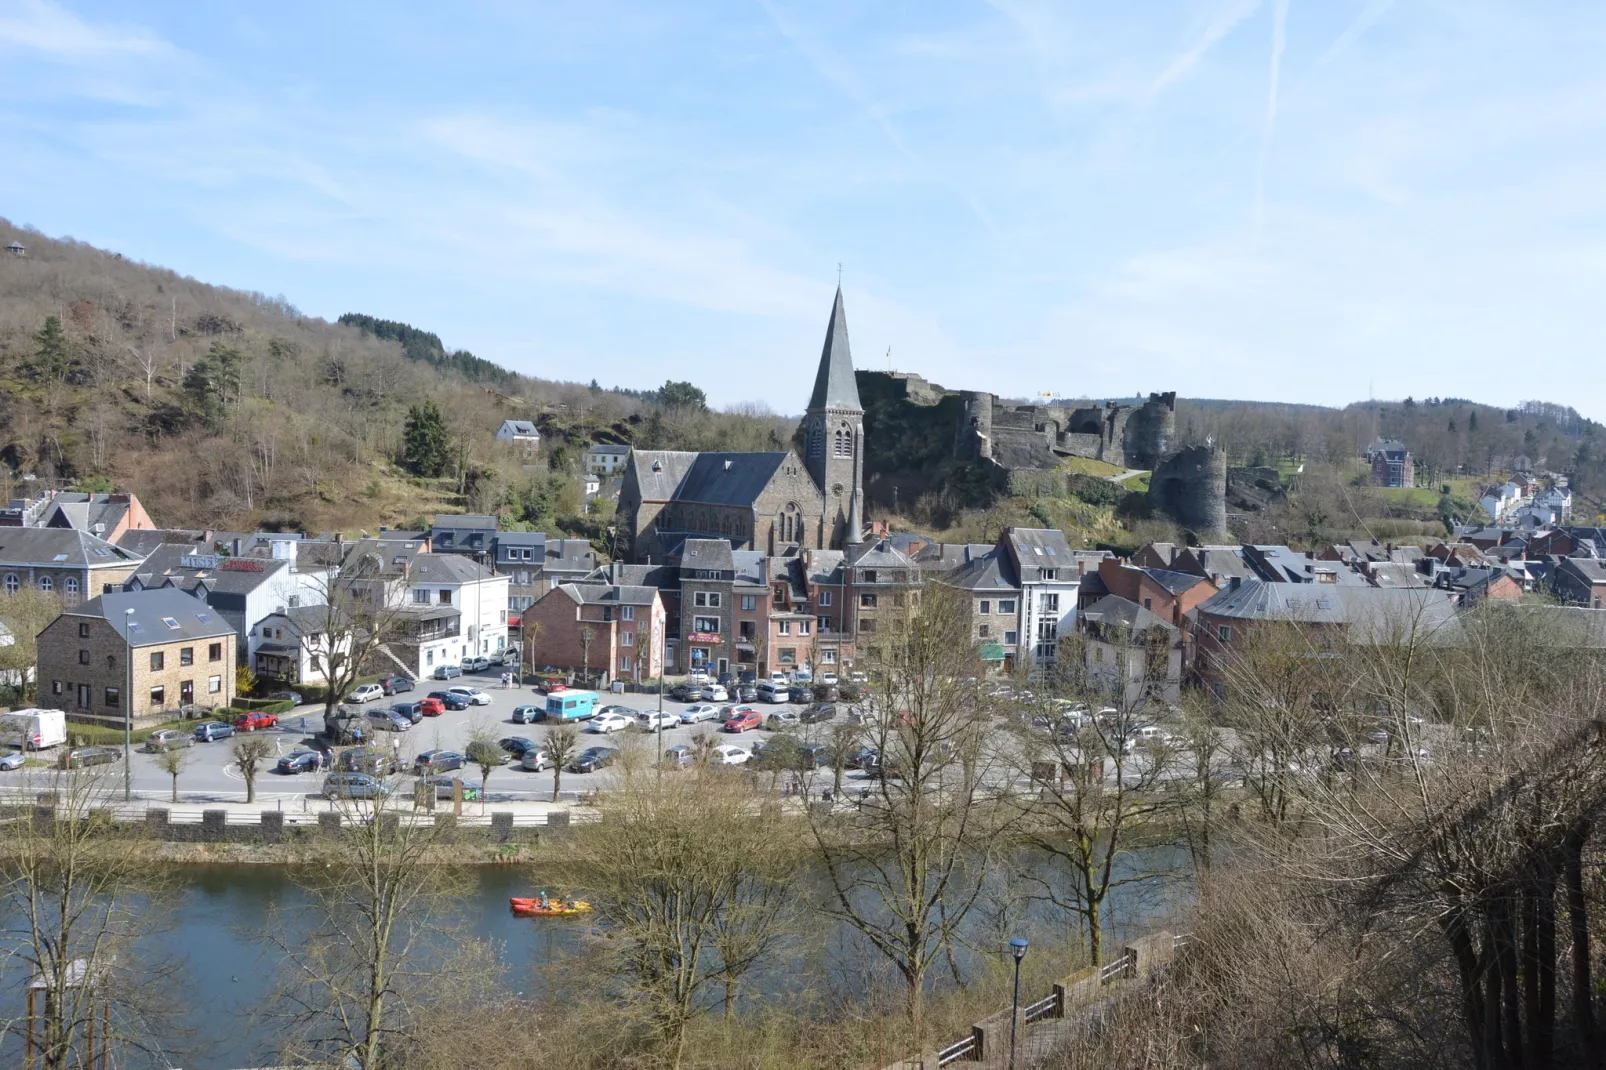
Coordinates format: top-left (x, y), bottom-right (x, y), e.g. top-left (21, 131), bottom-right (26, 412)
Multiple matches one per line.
top-left (808, 422), bottom-right (824, 458)
top-left (834, 425), bottom-right (852, 458)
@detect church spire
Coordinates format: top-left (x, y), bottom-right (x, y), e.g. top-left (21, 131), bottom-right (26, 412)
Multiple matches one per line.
top-left (807, 287), bottom-right (862, 413)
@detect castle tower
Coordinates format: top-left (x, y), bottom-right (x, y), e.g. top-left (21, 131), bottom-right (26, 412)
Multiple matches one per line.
top-left (803, 288), bottom-right (865, 546)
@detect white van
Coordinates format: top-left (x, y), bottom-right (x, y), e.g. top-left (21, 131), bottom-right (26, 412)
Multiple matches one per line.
top-left (0, 709), bottom-right (68, 750)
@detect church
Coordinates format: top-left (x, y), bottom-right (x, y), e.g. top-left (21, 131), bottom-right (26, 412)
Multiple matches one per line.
top-left (618, 289), bottom-right (866, 563)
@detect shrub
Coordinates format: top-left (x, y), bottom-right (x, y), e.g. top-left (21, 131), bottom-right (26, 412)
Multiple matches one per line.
top-left (1067, 473), bottom-right (1127, 508)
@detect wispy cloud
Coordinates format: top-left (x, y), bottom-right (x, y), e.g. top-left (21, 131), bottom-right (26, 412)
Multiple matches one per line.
top-left (1150, 0), bottom-right (1261, 97)
top-left (0, 0), bottom-right (171, 59)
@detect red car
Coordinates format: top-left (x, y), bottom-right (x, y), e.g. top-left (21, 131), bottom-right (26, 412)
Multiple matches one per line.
top-left (234, 710), bottom-right (279, 732)
top-left (418, 697), bottom-right (446, 717)
top-left (722, 710), bottom-right (762, 733)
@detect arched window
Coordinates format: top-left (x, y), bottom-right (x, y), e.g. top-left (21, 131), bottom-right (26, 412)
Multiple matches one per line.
top-left (834, 427), bottom-right (851, 458)
top-left (2, 573), bottom-right (18, 595)
top-left (38, 575), bottom-right (53, 593)
top-left (808, 422), bottom-right (824, 458)
top-left (63, 576), bottom-right (79, 603)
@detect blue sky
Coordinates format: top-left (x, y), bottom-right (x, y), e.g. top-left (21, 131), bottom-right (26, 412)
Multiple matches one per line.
top-left (2, 1), bottom-right (1603, 418)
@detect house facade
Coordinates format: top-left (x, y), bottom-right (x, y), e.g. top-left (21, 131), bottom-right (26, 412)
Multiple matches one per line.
top-left (522, 582), bottom-right (666, 685)
top-left (0, 528), bottom-right (144, 606)
top-left (251, 606), bottom-right (353, 686)
top-left (1079, 595), bottom-right (1183, 707)
top-left (586, 444), bottom-right (631, 474)
top-left (1002, 528), bottom-right (1082, 670)
top-left (496, 419), bottom-right (540, 445)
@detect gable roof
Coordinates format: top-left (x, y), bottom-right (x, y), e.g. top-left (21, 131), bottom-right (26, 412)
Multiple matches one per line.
top-left (433, 514), bottom-right (496, 531)
top-left (678, 452), bottom-right (794, 507)
top-left (67, 588), bottom-right (235, 645)
top-left (499, 420), bottom-right (538, 435)
top-left (944, 546), bottom-right (1019, 592)
top-left (409, 553), bottom-right (497, 585)
top-left (588, 444), bottom-right (631, 457)
top-left (1080, 594), bottom-right (1180, 640)
top-left (125, 545), bottom-right (289, 595)
top-left (0, 527), bottom-right (144, 569)
top-left (557, 582), bottom-right (660, 607)
top-left (681, 538), bottom-right (734, 572)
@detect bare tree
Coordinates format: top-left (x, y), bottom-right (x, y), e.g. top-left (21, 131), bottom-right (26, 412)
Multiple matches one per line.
top-left (231, 735), bottom-right (274, 804)
top-left (464, 726), bottom-right (503, 812)
top-left (297, 552), bottom-right (410, 732)
top-left (541, 725), bottom-right (580, 802)
top-left (153, 744), bottom-right (191, 803)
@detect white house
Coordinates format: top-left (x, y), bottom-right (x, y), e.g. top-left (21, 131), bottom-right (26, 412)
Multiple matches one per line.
top-left (586, 444), bottom-right (631, 475)
top-left (1002, 529), bottom-right (1082, 671)
top-left (1481, 482), bottom-right (1526, 523)
top-left (1534, 486), bottom-right (1573, 523)
top-left (496, 420), bottom-right (540, 445)
top-left (398, 553), bottom-right (511, 677)
top-left (251, 606), bottom-right (354, 686)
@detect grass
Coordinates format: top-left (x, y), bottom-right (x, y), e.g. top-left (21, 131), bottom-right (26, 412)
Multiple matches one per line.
top-left (1120, 471), bottom-right (1151, 492)
top-left (1376, 487), bottom-right (1443, 512)
top-left (67, 718), bottom-right (189, 746)
top-left (1057, 456), bottom-right (1127, 478)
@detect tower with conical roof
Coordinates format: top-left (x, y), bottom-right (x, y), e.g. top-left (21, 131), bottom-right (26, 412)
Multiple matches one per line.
top-left (803, 288), bottom-right (865, 546)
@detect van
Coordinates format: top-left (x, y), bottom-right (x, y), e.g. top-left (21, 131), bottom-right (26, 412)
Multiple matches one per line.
top-left (0, 709), bottom-right (68, 750)
top-left (545, 689), bottom-right (601, 722)
top-left (756, 682), bottom-right (788, 704)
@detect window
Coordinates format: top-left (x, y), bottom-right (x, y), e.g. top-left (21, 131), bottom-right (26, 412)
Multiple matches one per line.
top-left (979, 600), bottom-right (991, 615)
top-left (439, 589), bottom-right (452, 604)
top-left (180, 680), bottom-right (194, 704)
top-left (694, 617), bottom-right (721, 634)
top-left (52, 680), bottom-right (62, 695)
top-left (288, 595), bottom-right (300, 608)
top-left (822, 648), bottom-right (837, 664)
top-left (619, 655), bottom-right (632, 671)
top-left (1217, 625), bottom-right (1232, 643)
top-left (861, 571), bottom-right (878, 584)
top-left (621, 630), bottom-right (634, 647)
top-left (38, 575), bottom-right (52, 592)
top-left (1095, 647), bottom-right (1105, 663)
top-left (208, 642), bottom-right (222, 662)
top-left (150, 651), bottom-right (165, 671)
top-left (621, 606), bottom-right (634, 621)
top-left (1037, 620), bottom-right (1058, 643)
top-left (695, 592), bottom-right (707, 607)
top-left (63, 577), bottom-right (79, 601)
top-left (2, 573), bottom-right (17, 594)
top-left (104, 687), bottom-right (120, 708)
top-left (1041, 569), bottom-right (1057, 581)
top-left (978, 624), bottom-right (991, 638)
top-left (1143, 598), bottom-right (1152, 610)
top-left (78, 622), bottom-right (90, 638)
top-left (859, 593), bottom-right (877, 608)
top-left (180, 647), bottom-right (193, 666)
top-left (859, 619), bottom-right (876, 634)
top-left (79, 649), bottom-right (90, 665)
top-left (209, 675), bottom-right (222, 694)
top-left (1004, 630), bottom-right (1018, 645)
top-left (817, 616), bottom-right (832, 633)
top-left (798, 620), bottom-right (811, 636)
top-left (778, 621), bottom-right (791, 635)
top-left (740, 595), bottom-right (756, 611)
top-left (413, 589), bottom-right (430, 604)
top-left (834, 426), bottom-right (851, 458)
top-left (1040, 593), bottom-right (1060, 614)
top-left (819, 591), bottom-right (832, 607)
top-left (106, 655), bottom-right (114, 670)
top-left (707, 593), bottom-right (721, 608)
top-left (1000, 599), bottom-right (1016, 614)
top-left (779, 648), bottom-right (797, 664)
top-left (161, 617), bottom-right (180, 630)
top-left (150, 685), bottom-right (165, 707)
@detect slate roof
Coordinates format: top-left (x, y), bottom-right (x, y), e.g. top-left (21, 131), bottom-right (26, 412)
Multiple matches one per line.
top-left (1005, 527), bottom-right (1074, 565)
top-left (805, 550), bottom-right (846, 586)
top-left (559, 583), bottom-right (659, 607)
top-left (1197, 580), bottom-right (1461, 643)
top-left (409, 553), bottom-right (497, 585)
top-left (626, 451), bottom-right (700, 501)
top-left (1186, 546), bottom-right (1251, 583)
top-left (1080, 594), bottom-right (1180, 640)
top-left (69, 588), bottom-right (235, 645)
top-left (433, 514), bottom-right (496, 531)
top-left (126, 545), bottom-right (289, 595)
top-left (846, 538), bottom-right (916, 569)
top-left (0, 528), bottom-right (143, 568)
top-left (732, 550), bottom-right (768, 587)
top-left (499, 420), bottom-right (539, 436)
top-left (588, 561), bottom-right (677, 590)
top-left (1367, 562), bottom-right (1428, 589)
top-left (43, 495), bottom-right (132, 535)
top-left (678, 453), bottom-right (792, 506)
top-left (945, 547), bottom-right (1018, 592)
top-left (1143, 568), bottom-right (1206, 596)
top-left (116, 529), bottom-right (204, 556)
top-left (681, 539), bottom-right (734, 572)
top-left (807, 287), bottom-right (862, 412)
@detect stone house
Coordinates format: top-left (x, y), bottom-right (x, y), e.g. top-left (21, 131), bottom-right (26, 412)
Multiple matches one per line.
top-left (1078, 595), bottom-right (1183, 707)
top-left (941, 544), bottom-right (1022, 673)
top-left (0, 528), bottom-right (144, 606)
top-left (678, 539), bottom-right (737, 676)
top-left (522, 582), bottom-right (666, 685)
top-left (844, 538), bottom-right (922, 666)
top-left (37, 588), bottom-right (236, 726)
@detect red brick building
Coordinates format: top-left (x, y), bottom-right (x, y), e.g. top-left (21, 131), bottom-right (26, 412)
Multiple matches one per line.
top-left (522, 582), bottom-right (666, 686)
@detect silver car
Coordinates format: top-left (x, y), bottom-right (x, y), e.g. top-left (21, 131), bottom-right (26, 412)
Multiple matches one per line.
top-left (0, 749), bottom-right (25, 771)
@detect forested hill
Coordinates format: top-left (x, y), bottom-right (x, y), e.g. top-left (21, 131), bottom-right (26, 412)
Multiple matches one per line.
top-left (0, 220), bottom-right (791, 534)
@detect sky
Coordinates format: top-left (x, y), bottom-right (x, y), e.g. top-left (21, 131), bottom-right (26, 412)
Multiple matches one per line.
top-left (2, 1), bottom-right (1604, 418)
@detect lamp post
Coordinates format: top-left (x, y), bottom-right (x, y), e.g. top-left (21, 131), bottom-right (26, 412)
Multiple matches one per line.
top-left (123, 607), bottom-right (135, 802)
top-left (1009, 937), bottom-right (1029, 1069)
top-left (656, 615), bottom-right (667, 777)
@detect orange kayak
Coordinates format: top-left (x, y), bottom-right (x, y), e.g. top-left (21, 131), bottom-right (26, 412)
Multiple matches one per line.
top-left (510, 897), bottom-right (591, 917)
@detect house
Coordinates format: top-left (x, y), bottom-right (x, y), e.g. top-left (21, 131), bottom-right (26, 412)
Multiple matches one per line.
top-left (542, 537), bottom-right (600, 587)
top-left (844, 537), bottom-right (923, 667)
top-left (944, 544), bottom-right (1022, 672)
top-left (1092, 559), bottom-right (1217, 628)
top-left (677, 538), bottom-right (737, 677)
top-left (618, 289), bottom-right (868, 561)
top-left (430, 514), bottom-right (497, 561)
top-left (1369, 441), bottom-right (1414, 488)
top-left (523, 582), bottom-right (666, 685)
top-left (39, 492), bottom-right (157, 543)
top-left (1553, 557), bottom-right (1606, 610)
top-left (586, 444), bottom-right (631, 475)
top-left (36, 588), bottom-right (237, 726)
top-left (250, 606), bottom-right (353, 686)
top-left (121, 541), bottom-right (332, 665)
top-left (494, 531), bottom-right (547, 619)
top-left (496, 420), bottom-right (541, 445)
top-left (803, 549), bottom-right (851, 670)
top-left (394, 554), bottom-right (511, 677)
top-left (0, 528), bottom-right (145, 605)
top-left (1481, 482), bottom-right (1526, 522)
top-left (1001, 528), bottom-right (1083, 669)
top-left (1079, 595), bottom-right (1184, 707)
top-left (1430, 565), bottom-right (1524, 607)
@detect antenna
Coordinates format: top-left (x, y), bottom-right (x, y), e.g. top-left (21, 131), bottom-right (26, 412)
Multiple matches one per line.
top-left (837, 263), bottom-right (843, 287)
top-left (885, 346), bottom-right (891, 371)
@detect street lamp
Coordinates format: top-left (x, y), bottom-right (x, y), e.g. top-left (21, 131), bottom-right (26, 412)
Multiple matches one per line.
top-left (1009, 937), bottom-right (1029, 1069)
top-left (123, 607), bottom-right (135, 802)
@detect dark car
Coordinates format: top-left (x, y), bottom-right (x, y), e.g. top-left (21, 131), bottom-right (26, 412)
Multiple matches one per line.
top-left (843, 746), bottom-right (878, 770)
top-left (800, 703), bottom-right (838, 724)
top-left (380, 675), bottom-right (414, 695)
top-left (511, 704), bottom-right (545, 724)
top-left (276, 750), bottom-right (322, 774)
top-left (427, 690), bottom-right (470, 711)
top-left (786, 686), bottom-right (812, 704)
top-left (669, 683), bottom-right (705, 703)
top-left (266, 690), bottom-right (303, 706)
top-left (337, 748), bottom-right (398, 776)
top-left (414, 749), bottom-right (467, 774)
top-left (193, 721), bottom-right (236, 743)
top-left (569, 747), bottom-right (618, 774)
top-left (421, 775), bottom-right (480, 801)
top-left (57, 746), bottom-right (121, 769)
top-left (499, 736), bottom-right (538, 758)
top-left (392, 702), bottom-right (425, 724)
top-left (717, 671), bottom-right (735, 687)
top-left (738, 670), bottom-right (757, 685)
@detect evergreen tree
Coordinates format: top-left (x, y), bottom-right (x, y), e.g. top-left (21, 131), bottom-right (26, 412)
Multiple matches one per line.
top-left (402, 401), bottom-right (450, 477)
top-left (29, 316), bottom-right (70, 381)
top-left (182, 342), bottom-right (243, 431)
top-left (1467, 410), bottom-right (1479, 432)
top-left (657, 380), bottom-right (707, 410)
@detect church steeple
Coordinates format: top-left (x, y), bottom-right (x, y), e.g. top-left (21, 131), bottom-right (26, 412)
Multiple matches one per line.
top-left (803, 287), bottom-right (865, 547)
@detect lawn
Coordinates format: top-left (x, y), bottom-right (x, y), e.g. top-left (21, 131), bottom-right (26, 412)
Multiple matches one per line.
top-left (1057, 456), bottom-right (1128, 478)
top-left (1120, 471), bottom-right (1151, 492)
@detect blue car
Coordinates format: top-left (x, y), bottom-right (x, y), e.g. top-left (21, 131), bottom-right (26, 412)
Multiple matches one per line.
top-left (193, 721), bottom-right (235, 742)
top-left (511, 704), bottom-right (545, 724)
top-left (275, 750), bottom-right (322, 774)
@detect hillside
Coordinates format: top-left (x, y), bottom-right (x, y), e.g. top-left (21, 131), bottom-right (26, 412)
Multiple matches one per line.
top-left (0, 221), bottom-right (793, 535)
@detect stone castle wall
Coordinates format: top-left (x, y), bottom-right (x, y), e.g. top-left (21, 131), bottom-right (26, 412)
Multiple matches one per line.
top-left (1149, 445), bottom-right (1228, 536)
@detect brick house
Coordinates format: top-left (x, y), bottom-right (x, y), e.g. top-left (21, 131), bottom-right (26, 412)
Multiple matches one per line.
top-left (678, 539), bottom-right (737, 676)
top-left (1093, 559), bottom-right (1218, 628)
top-left (1553, 557), bottom-right (1606, 609)
top-left (37, 588), bottom-right (237, 726)
top-left (942, 544), bottom-right (1022, 673)
top-left (844, 538), bottom-right (922, 666)
top-left (0, 528), bottom-right (144, 606)
top-left (522, 582), bottom-right (666, 685)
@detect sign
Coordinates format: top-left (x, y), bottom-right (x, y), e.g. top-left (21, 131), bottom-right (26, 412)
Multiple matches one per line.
top-left (687, 632), bottom-right (721, 644)
top-left (181, 554), bottom-right (219, 570)
top-left (221, 558), bottom-right (265, 572)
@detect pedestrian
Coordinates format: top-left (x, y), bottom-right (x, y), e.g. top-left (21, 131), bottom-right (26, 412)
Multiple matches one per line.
top-left (275, 737), bottom-right (283, 756)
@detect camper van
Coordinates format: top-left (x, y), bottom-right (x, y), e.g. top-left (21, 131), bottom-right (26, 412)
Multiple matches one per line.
top-left (0, 709), bottom-right (68, 750)
top-left (544, 690), bottom-right (601, 723)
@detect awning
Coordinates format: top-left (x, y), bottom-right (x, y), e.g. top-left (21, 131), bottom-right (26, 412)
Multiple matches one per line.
top-left (979, 641), bottom-right (1005, 662)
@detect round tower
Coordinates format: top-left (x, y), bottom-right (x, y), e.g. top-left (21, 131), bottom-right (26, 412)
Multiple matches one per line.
top-left (1148, 444), bottom-right (1227, 537)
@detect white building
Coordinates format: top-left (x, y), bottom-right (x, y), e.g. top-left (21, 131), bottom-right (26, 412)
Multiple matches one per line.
top-left (496, 419), bottom-right (541, 445)
top-left (1481, 482), bottom-right (1526, 522)
top-left (586, 444), bottom-right (631, 475)
top-left (251, 606), bottom-right (354, 686)
top-left (398, 554), bottom-right (511, 677)
top-left (1002, 529), bottom-right (1083, 671)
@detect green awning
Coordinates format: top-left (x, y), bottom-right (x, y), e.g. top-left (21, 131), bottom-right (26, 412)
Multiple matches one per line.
top-left (978, 642), bottom-right (1005, 662)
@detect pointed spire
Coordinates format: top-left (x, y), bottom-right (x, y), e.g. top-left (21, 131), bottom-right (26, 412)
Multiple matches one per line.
top-left (807, 287), bottom-right (862, 412)
top-left (845, 486), bottom-right (864, 545)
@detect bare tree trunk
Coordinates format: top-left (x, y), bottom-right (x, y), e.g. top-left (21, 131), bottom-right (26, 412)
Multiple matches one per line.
top-left (1564, 827), bottom-right (1598, 1061)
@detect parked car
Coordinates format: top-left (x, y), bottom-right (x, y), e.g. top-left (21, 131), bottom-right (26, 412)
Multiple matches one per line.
top-left (820, 672), bottom-right (839, 686)
top-left (427, 691), bottom-right (470, 711)
top-left (392, 702), bottom-right (425, 724)
top-left (414, 750), bottom-right (466, 774)
top-left (58, 746), bottom-right (121, 769)
top-left (421, 775), bottom-right (480, 801)
top-left (687, 669), bottom-right (711, 684)
top-left (764, 709), bottom-right (800, 731)
top-left (193, 721), bottom-right (235, 743)
top-left (704, 684), bottom-right (729, 702)
top-left (800, 703), bottom-right (838, 724)
top-left (365, 709), bottom-right (411, 732)
top-left (811, 684), bottom-right (841, 703)
top-left (588, 711), bottom-right (633, 734)
top-left (418, 697), bottom-right (446, 717)
top-left (511, 704), bottom-right (545, 724)
top-left (718, 703), bottom-right (761, 723)
top-left (680, 703), bottom-right (720, 724)
top-left (569, 747), bottom-right (618, 774)
top-left (0, 749), bottom-right (26, 771)
top-left (499, 736), bottom-right (538, 757)
top-left (843, 745), bottom-right (878, 769)
top-left (346, 683), bottom-right (385, 704)
top-left (519, 749), bottom-right (550, 772)
top-left (756, 682), bottom-right (789, 704)
top-left (736, 684), bottom-right (759, 702)
top-left (323, 773), bottom-right (390, 800)
top-left (276, 750), bottom-right (322, 774)
top-left (723, 710), bottom-right (763, 733)
top-left (266, 690), bottom-right (304, 706)
top-left (234, 710), bottom-right (279, 732)
top-left (636, 710), bottom-right (679, 732)
top-left (144, 729), bottom-right (194, 752)
top-left (670, 683), bottom-right (706, 702)
top-left (446, 686), bottom-right (492, 706)
top-left (433, 664), bottom-right (463, 680)
top-left (838, 683), bottom-right (866, 702)
top-left (660, 744), bottom-right (695, 770)
top-left (379, 675), bottom-right (414, 695)
top-left (463, 656), bottom-right (492, 673)
top-left (338, 748), bottom-right (398, 776)
top-left (710, 744), bottom-right (752, 765)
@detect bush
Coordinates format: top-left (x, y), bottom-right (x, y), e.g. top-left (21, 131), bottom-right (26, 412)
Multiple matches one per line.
top-left (237, 698), bottom-right (294, 714)
top-left (1067, 473), bottom-right (1127, 508)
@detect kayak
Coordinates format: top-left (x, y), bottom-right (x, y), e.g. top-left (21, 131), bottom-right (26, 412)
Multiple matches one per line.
top-left (510, 897), bottom-right (592, 918)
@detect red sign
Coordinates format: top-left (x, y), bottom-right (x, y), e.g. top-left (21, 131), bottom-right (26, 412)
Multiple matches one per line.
top-left (687, 633), bottom-right (721, 644)
top-left (221, 558), bottom-right (265, 572)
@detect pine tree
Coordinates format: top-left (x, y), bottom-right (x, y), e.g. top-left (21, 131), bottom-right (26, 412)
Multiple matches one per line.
top-left (1468, 410), bottom-right (1479, 432)
top-left (30, 316), bottom-right (70, 381)
top-left (403, 401), bottom-right (450, 477)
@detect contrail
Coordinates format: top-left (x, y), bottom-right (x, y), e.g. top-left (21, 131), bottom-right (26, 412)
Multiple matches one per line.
top-left (1254, 0), bottom-right (1289, 238)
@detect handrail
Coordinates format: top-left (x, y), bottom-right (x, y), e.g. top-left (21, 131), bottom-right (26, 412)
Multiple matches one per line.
top-left (1022, 992), bottom-right (1060, 1024)
top-left (934, 1034), bottom-right (976, 1065)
